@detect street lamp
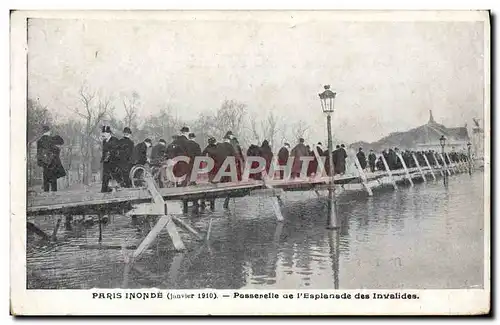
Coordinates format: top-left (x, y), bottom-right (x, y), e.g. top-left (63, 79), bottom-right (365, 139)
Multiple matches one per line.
top-left (319, 85), bottom-right (337, 229)
top-left (439, 135), bottom-right (446, 153)
top-left (467, 142), bottom-right (472, 174)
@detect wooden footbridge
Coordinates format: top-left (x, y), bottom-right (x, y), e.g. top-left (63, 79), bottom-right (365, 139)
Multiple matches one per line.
top-left (27, 151), bottom-right (474, 263)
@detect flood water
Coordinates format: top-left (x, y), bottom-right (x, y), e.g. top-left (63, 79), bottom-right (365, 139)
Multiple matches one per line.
top-left (26, 171), bottom-right (485, 290)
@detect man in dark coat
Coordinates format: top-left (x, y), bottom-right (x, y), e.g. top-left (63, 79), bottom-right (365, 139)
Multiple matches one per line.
top-left (225, 131), bottom-right (244, 181)
top-left (339, 144), bottom-right (348, 174)
top-left (100, 126), bottom-right (121, 193)
top-left (202, 137), bottom-right (219, 182)
top-left (357, 147), bottom-right (367, 170)
top-left (151, 139), bottom-right (168, 166)
top-left (247, 142), bottom-right (263, 180)
top-left (150, 139), bottom-right (168, 187)
top-left (387, 148), bottom-right (397, 170)
top-left (133, 138), bottom-right (152, 166)
top-left (186, 133), bottom-right (202, 184)
top-left (277, 143), bottom-right (290, 180)
top-left (216, 134), bottom-right (238, 183)
top-left (36, 125), bottom-right (57, 192)
top-left (170, 127), bottom-right (191, 186)
top-left (260, 139), bottom-right (273, 175)
top-left (332, 145), bottom-right (341, 175)
top-left (368, 149), bottom-right (377, 172)
top-left (290, 138), bottom-right (308, 178)
top-left (118, 127), bottom-right (134, 187)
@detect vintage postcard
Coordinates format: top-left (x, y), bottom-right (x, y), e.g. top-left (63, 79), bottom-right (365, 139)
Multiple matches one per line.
top-left (10, 10), bottom-right (490, 315)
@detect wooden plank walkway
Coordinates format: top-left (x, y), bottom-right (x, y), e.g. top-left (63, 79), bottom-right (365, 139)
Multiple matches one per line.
top-left (27, 172), bottom-right (366, 216)
top-left (27, 164), bottom-right (448, 216)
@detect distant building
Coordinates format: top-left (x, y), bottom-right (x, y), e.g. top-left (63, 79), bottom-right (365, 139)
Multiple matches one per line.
top-left (415, 110), bottom-right (470, 152)
top-left (350, 110), bottom-right (471, 153)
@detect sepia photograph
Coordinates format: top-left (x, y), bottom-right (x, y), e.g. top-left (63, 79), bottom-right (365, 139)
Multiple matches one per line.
top-left (11, 9), bottom-right (490, 315)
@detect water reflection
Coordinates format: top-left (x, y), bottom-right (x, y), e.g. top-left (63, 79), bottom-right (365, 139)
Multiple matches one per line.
top-left (27, 172), bottom-right (484, 289)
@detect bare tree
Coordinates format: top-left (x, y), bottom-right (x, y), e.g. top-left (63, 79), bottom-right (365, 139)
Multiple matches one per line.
top-left (122, 91), bottom-right (140, 129)
top-left (214, 99), bottom-right (248, 139)
top-left (291, 120), bottom-right (310, 143)
top-left (78, 85), bottom-right (112, 185)
top-left (261, 111), bottom-right (281, 151)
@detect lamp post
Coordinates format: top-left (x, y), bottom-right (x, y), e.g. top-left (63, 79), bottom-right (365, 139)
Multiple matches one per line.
top-left (467, 142), bottom-right (472, 175)
top-left (439, 135), bottom-right (447, 183)
top-left (439, 135), bottom-right (446, 154)
top-left (319, 85), bottom-right (337, 229)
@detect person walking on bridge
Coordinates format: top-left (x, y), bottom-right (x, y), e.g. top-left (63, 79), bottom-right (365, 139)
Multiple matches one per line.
top-left (368, 149), bottom-right (377, 172)
top-left (36, 125), bottom-right (58, 192)
top-left (217, 133), bottom-right (238, 183)
top-left (118, 127), bottom-right (134, 188)
top-left (357, 147), bottom-right (367, 171)
top-left (202, 137), bottom-right (219, 182)
top-left (171, 127), bottom-right (191, 186)
top-left (247, 141), bottom-right (263, 180)
top-left (277, 142), bottom-right (290, 180)
top-left (133, 138), bottom-right (152, 166)
top-left (187, 132), bottom-right (202, 185)
top-left (100, 126), bottom-right (121, 193)
top-left (260, 139), bottom-right (273, 176)
top-left (290, 138), bottom-right (308, 179)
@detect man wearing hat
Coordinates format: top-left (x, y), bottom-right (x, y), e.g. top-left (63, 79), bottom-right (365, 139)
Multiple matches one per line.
top-left (133, 138), bottom-right (152, 166)
top-left (100, 125), bottom-right (121, 193)
top-left (36, 125), bottom-right (58, 192)
top-left (202, 137), bottom-right (219, 182)
top-left (151, 139), bottom-right (168, 165)
top-left (170, 126), bottom-right (191, 186)
top-left (290, 138), bottom-right (308, 178)
top-left (150, 139), bottom-right (168, 187)
top-left (357, 147), bottom-right (367, 171)
top-left (368, 149), bottom-right (376, 173)
top-left (186, 132), bottom-right (202, 184)
top-left (277, 142), bottom-right (291, 180)
top-left (118, 127), bottom-right (135, 187)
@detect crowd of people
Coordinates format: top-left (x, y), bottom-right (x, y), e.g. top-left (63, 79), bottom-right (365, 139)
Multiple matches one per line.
top-left (354, 147), bottom-right (469, 173)
top-left (35, 123), bottom-right (470, 194)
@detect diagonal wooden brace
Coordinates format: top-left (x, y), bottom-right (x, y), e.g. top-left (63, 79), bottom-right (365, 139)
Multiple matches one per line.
top-left (128, 176), bottom-right (186, 261)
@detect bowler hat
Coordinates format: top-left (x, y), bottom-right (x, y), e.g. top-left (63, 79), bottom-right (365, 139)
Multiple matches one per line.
top-left (159, 139), bottom-right (166, 144)
top-left (123, 127), bottom-right (132, 134)
top-left (144, 138), bottom-right (152, 144)
top-left (180, 126), bottom-right (190, 133)
top-left (189, 132), bottom-right (196, 139)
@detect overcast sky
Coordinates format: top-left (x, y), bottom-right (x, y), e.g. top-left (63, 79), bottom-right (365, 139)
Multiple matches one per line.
top-left (27, 13), bottom-right (485, 144)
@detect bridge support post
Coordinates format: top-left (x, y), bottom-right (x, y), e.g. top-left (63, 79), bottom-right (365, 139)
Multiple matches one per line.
top-left (412, 153), bottom-right (426, 183)
top-left (354, 153), bottom-right (373, 196)
top-left (461, 158), bottom-right (468, 172)
top-left (381, 154), bottom-right (397, 189)
top-left (64, 215), bottom-right (73, 230)
top-left (97, 213), bottom-right (103, 243)
top-left (396, 152), bottom-right (414, 187)
top-left (433, 153), bottom-right (445, 177)
top-left (270, 196), bottom-right (284, 222)
top-left (439, 153), bottom-right (452, 176)
top-left (422, 154), bottom-right (437, 181)
top-left (223, 196), bottom-right (231, 209)
top-left (445, 153), bottom-right (456, 173)
top-left (127, 176), bottom-right (186, 261)
top-left (51, 217), bottom-right (62, 242)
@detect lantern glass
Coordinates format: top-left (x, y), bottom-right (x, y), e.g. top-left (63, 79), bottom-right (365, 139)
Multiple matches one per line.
top-left (439, 135), bottom-right (446, 147)
top-left (318, 85), bottom-right (336, 113)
